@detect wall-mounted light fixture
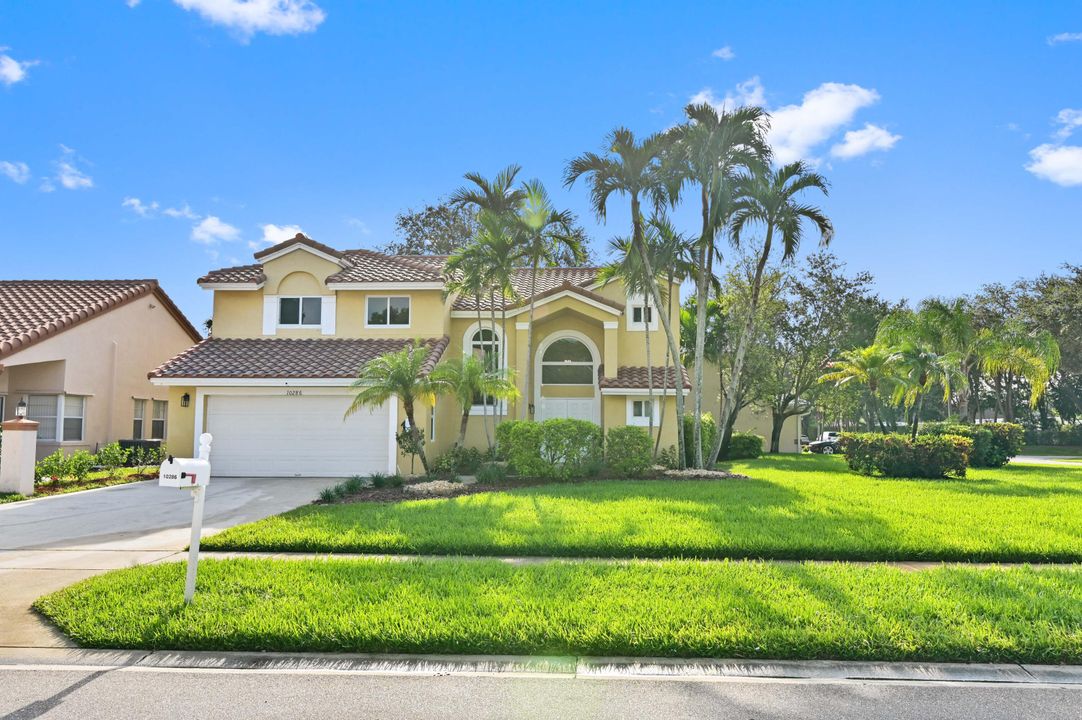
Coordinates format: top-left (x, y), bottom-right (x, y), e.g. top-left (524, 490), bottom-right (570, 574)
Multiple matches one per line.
top-left (15, 398), bottom-right (28, 418)
top-left (181, 393), bottom-right (191, 408)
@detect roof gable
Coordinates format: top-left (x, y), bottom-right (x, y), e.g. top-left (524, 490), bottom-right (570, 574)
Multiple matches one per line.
top-left (252, 233), bottom-right (344, 264)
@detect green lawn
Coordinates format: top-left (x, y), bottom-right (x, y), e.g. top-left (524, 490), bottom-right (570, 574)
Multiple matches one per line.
top-left (203, 455), bottom-right (1082, 562)
top-left (34, 558), bottom-right (1082, 663)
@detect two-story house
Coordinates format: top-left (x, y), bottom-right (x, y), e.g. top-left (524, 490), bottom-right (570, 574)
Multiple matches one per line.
top-left (151, 233), bottom-right (794, 477)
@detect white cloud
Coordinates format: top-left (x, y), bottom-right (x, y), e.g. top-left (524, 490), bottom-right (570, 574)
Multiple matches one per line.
top-left (1026, 144), bottom-right (1082, 186)
top-left (1054, 108), bottom-right (1082, 139)
top-left (0, 161), bottom-right (30, 184)
top-left (689, 76), bottom-right (765, 113)
top-left (39, 178), bottom-right (55, 193)
top-left (253, 222), bottom-right (303, 248)
top-left (831, 123), bottom-right (902, 159)
top-left (163, 203), bottom-right (199, 219)
top-left (127, 0), bottom-right (142, 7)
top-left (191, 215), bottom-right (240, 244)
top-left (122, 196), bottom-right (160, 216)
top-left (346, 217), bottom-right (371, 234)
top-left (173, 0), bottom-right (326, 39)
top-left (0, 49), bottom-right (37, 86)
top-left (43, 146), bottom-right (93, 190)
top-left (1048, 32), bottom-right (1082, 45)
top-left (711, 46), bottom-right (735, 61)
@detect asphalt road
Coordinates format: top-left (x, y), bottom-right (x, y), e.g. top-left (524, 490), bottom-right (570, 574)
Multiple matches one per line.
top-left (1, 667), bottom-right (1079, 720)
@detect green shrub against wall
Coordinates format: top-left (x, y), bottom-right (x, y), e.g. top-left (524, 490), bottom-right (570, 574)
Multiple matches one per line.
top-left (681, 414), bottom-right (718, 468)
top-left (430, 446), bottom-right (485, 476)
top-left (842, 433), bottom-right (973, 479)
top-left (725, 432), bottom-right (764, 460)
top-left (923, 422), bottom-right (1024, 467)
top-left (495, 420), bottom-right (524, 460)
top-left (605, 426), bottom-right (653, 478)
top-left (35, 450), bottom-right (68, 483)
top-left (506, 419), bottom-right (602, 480)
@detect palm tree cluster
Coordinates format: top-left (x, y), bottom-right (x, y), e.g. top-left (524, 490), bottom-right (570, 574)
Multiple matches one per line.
top-left (567, 105), bottom-right (833, 467)
top-left (820, 299), bottom-right (1061, 438)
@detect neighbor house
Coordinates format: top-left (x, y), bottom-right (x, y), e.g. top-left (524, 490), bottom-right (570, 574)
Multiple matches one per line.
top-left (151, 234), bottom-right (794, 477)
top-left (0, 280), bottom-right (203, 459)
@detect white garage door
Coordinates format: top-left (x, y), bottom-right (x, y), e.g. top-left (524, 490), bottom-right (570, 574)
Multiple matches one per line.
top-left (205, 394), bottom-right (391, 478)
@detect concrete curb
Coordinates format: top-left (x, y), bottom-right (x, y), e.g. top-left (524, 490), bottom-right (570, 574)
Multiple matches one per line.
top-left (2, 647), bottom-right (1079, 685)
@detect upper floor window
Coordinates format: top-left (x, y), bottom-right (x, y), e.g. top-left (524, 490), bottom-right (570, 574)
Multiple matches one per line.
top-left (626, 294), bottom-right (658, 331)
top-left (541, 338), bottom-right (594, 384)
top-left (367, 296), bottom-right (411, 327)
top-left (632, 306), bottom-right (652, 324)
top-left (279, 297), bottom-right (322, 327)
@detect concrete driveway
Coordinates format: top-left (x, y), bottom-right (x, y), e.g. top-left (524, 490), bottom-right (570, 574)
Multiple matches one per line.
top-left (0, 477), bottom-right (338, 648)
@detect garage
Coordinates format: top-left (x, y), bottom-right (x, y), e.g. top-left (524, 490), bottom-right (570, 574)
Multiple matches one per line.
top-left (205, 393), bottom-right (393, 477)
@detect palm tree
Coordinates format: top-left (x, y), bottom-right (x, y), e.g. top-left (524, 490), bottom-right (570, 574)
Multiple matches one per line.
top-left (709, 161), bottom-right (833, 465)
top-left (450, 164), bottom-right (527, 215)
top-left (347, 339), bottom-right (446, 473)
top-left (888, 341), bottom-right (966, 439)
top-left (667, 103), bottom-right (768, 467)
top-left (442, 248), bottom-right (492, 447)
top-left (977, 321), bottom-right (1060, 418)
top-left (430, 356), bottom-right (519, 447)
top-left (565, 128), bottom-right (688, 465)
top-left (516, 179), bottom-right (586, 419)
top-left (819, 344), bottom-right (895, 431)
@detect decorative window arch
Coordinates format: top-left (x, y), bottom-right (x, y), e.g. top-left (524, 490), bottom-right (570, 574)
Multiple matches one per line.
top-left (463, 323), bottom-right (505, 413)
top-left (540, 338), bottom-right (595, 384)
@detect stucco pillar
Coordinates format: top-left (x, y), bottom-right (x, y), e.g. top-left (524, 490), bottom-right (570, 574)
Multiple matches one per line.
top-left (515, 322), bottom-right (530, 418)
top-left (1, 418), bottom-right (39, 496)
top-left (603, 322), bottom-right (618, 378)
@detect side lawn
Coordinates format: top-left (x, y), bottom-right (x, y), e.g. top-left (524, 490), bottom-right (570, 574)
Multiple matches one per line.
top-left (35, 558), bottom-right (1082, 663)
top-left (202, 455), bottom-right (1082, 562)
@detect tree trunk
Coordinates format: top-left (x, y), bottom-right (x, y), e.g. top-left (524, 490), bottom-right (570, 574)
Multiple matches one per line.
top-left (654, 276), bottom-right (675, 457)
top-left (770, 410), bottom-right (786, 453)
top-left (709, 224), bottom-right (775, 466)
top-left (457, 410), bottom-right (470, 448)
top-left (404, 401), bottom-right (428, 472)
top-left (645, 292), bottom-right (655, 442)
top-left (523, 265), bottom-right (539, 420)
top-left (475, 300), bottom-right (492, 450)
top-left (488, 294), bottom-right (499, 447)
top-left (629, 193), bottom-right (686, 467)
top-left (693, 185), bottom-right (711, 469)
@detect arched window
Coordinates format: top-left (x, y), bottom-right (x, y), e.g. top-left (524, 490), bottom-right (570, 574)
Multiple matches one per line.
top-left (468, 327), bottom-right (502, 408)
top-left (541, 338), bottom-right (594, 385)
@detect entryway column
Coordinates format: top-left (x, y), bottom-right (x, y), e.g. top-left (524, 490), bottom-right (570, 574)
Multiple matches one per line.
top-left (515, 322), bottom-right (530, 418)
top-left (603, 321), bottom-right (618, 378)
top-left (0, 417), bottom-right (39, 496)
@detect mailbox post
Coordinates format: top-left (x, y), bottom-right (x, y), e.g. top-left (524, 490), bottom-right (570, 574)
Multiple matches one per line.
top-left (159, 433), bottom-right (213, 603)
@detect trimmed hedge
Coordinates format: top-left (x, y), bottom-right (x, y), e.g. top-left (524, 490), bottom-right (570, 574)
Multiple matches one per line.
top-left (725, 432), bottom-right (764, 460)
top-left (495, 420), bottom-right (524, 460)
top-left (430, 446), bottom-right (485, 476)
top-left (681, 413), bottom-right (719, 467)
top-left (506, 418), bottom-right (602, 480)
top-left (842, 433), bottom-right (973, 478)
top-left (605, 426), bottom-right (653, 478)
top-left (1025, 423), bottom-right (1082, 447)
top-left (923, 422), bottom-right (1024, 468)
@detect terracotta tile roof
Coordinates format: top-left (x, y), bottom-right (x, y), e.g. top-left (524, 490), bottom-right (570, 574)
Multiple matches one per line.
top-left (598, 365), bottom-right (691, 390)
top-left (150, 336), bottom-right (449, 379)
top-left (451, 267), bottom-right (600, 310)
top-left (198, 264), bottom-right (266, 285)
top-left (328, 249), bottom-right (446, 284)
top-left (0, 280), bottom-right (201, 360)
top-left (253, 233), bottom-right (344, 261)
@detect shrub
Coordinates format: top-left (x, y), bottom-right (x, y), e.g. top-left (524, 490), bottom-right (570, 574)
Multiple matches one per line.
top-left (35, 450), bottom-right (68, 483)
top-left (318, 487), bottom-right (338, 503)
top-left (506, 418), bottom-right (602, 480)
top-left (475, 462), bottom-right (508, 484)
top-left (657, 445), bottom-right (680, 469)
top-left (370, 472), bottom-right (405, 489)
top-left (681, 413), bottom-right (719, 468)
top-left (495, 420), bottom-right (524, 460)
top-left (605, 426), bottom-right (653, 478)
top-left (431, 446), bottom-right (485, 476)
top-left (724, 432), bottom-right (764, 460)
top-left (66, 450), bottom-right (96, 482)
top-left (923, 422), bottom-right (1024, 467)
top-left (95, 442), bottom-right (130, 478)
top-left (342, 475), bottom-right (366, 494)
top-left (842, 433), bottom-right (973, 478)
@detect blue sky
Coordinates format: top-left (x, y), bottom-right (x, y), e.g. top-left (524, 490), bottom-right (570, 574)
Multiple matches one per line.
top-left (1, 1), bottom-right (1080, 325)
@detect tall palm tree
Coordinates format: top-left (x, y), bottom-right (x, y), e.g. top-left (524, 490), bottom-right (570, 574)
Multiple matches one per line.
top-left (977, 321), bottom-right (1060, 417)
top-left (819, 344), bottom-right (895, 431)
top-left (430, 356), bottom-right (519, 447)
top-left (443, 246), bottom-right (492, 448)
top-left (450, 164), bottom-right (527, 215)
top-left (667, 103), bottom-right (769, 467)
top-left (888, 341), bottom-right (966, 439)
top-left (565, 128), bottom-right (688, 465)
top-left (516, 179), bottom-right (586, 419)
top-left (347, 339), bottom-right (446, 473)
top-left (709, 161), bottom-right (833, 465)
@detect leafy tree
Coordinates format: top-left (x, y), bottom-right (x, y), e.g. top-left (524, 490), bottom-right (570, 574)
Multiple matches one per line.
top-left (709, 161), bottom-right (833, 465)
top-left (820, 345), bottom-right (896, 431)
top-left (566, 128), bottom-right (689, 465)
top-left (430, 356), bottom-right (519, 447)
top-left (887, 341), bottom-right (966, 439)
top-left (380, 200), bottom-right (480, 256)
top-left (347, 340), bottom-right (446, 473)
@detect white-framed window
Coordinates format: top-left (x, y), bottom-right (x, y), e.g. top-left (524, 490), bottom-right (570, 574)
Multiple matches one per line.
top-left (626, 294), bottom-right (658, 331)
top-left (278, 296), bottom-right (322, 327)
top-left (27, 394), bottom-right (86, 442)
top-left (366, 296), bottom-right (411, 327)
top-left (151, 400), bottom-right (168, 440)
top-left (27, 395), bottom-right (59, 440)
top-left (541, 338), bottom-right (594, 385)
top-left (429, 403), bottom-right (437, 442)
top-left (626, 397), bottom-right (659, 427)
top-left (468, 327), bottom-right (503, 413)
top-left (62, 396), bottom-right (85, 442)
top-left (133, 398), bottom-right (146, 439)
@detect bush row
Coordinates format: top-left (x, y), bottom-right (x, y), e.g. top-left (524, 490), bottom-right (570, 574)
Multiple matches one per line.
top-left (1023, 424), bottom-right (1082, 447)
top-left (841, 433), bottom-right (973, 479)
top-left (35, 443), bottom-right (165, 484)
top-left (921, 422), bottom-right (1024, 468)
top-left (678, 414), bottom-right (764, 465)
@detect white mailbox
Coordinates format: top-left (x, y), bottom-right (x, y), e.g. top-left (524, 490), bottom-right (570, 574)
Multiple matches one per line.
top-left (158, 456), bottom-right (211, 488)
top-left (159, 433), bottom-right (213, 603)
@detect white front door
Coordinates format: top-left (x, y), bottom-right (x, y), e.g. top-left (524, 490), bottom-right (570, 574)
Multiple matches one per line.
top-left (538, 397), bottom-right (599, 424)
top-left (205, 393), bottom-right (392, 478)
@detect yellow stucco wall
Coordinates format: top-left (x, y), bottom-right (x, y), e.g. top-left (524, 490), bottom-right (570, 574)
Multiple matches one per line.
top-left (699, 359), bottom-right (801, 453)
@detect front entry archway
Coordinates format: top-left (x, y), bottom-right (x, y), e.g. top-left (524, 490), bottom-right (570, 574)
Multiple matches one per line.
top-left (534, 331), bottom-right (600, 424)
